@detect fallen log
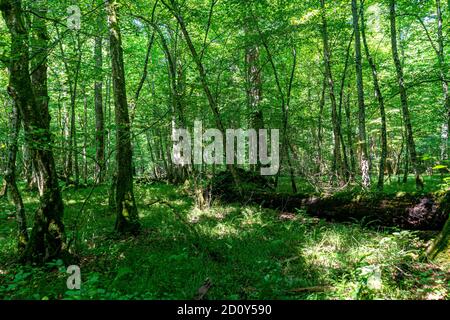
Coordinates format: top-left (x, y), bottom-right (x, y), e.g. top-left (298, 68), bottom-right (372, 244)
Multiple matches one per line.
top-left (215, 188), bottom-right (449, 231)
top-left (303, 191), bottom-right (449, 231)
top-left (209, 170), bottom-right (448, 230)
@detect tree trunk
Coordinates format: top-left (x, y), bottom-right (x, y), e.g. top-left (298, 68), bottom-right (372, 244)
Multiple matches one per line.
top-left (56, 27), bottom-right (81, 186)
top-left (427, 216), bottom-right (449, 262)
top-left (360, 0), bottom-right (388, 191)
top-left (321, 0), bottom-right (343, 182)
top-left (317, 77), bottom-right (326, 174)
top-left (344, 88), bottom-right (356, 176)
top-left (4, 99), bottom-right (28, 251)
top-left (1, 0), bottom-right (66, 263)
top-left (163, 0), bottom-right (241, 190)
top-left (28, 0), bottom-right (48, 192)
top-left (352, 0), bottom-right (370, 188)
top-left (436, 0), bottom-right (450, 162)
top-left (94, 15), bottom-right (105, 183)
top-left (146, 131), bottom-right (159, 179)
top-left (389, 0), bottom-right (423, 190)
top-left (338, 33), bottom-right (354, 181)
top-left (246, 43), bottom-right (264, 173)
top-left (106, 0), bottom-right (140, 234)
top-left (82, 85), bottom-right (88, 184)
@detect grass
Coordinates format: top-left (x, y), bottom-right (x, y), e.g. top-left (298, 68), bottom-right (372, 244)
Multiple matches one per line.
top-left (0, 182), bottom-right (448, 300)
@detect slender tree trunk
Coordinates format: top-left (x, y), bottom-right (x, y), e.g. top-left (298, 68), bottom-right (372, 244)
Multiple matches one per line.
top-left (72, 36), bottom-right (82, 186)
top-left (321, 0), bottom-right (343, 182)
top-left (158, 129), bottom-right (169, 177)
top-left (389, 0), bottom-right (423, 190)
top-left (360, 0), bottom-right (388, 191)
top-left (163, 0), bottom-right (241, 189)
top-left (246, 43), bottom-right (264, 173)
top-left (63, 100), bottom-right (72, 179)
top-left (57, 27), bottom-right (82, 186)
top-left (1, 0), bottom-right (65, 263)
top-left (436, 0), bottom-right (450, 161)
top-left (94, 16), bottom-right (105, 183)
top-left (106, 74), bottom-right (112, 177)
top-left (252, 14), bottom-right (296, 191)
top-left (146, 131), bottom-right (159, 179)
top-left (352, 0), bottom-right (370, 188)
top-left (154, 23), bottom-right (186, 182)
top-left (338, 33), bottom-right (354, 180)
top-left (82, 86), bottom-right (88, 184)
top-left (344, 88), bottom-right (356, 176)
top-left (317, 77), bottom-right (326, 174)
top-left (4, 99), bottom-right (28, 251)
top-left (285, 47), bottom-right (298, 193)
top-left (106, 0), bottom-right (140, 234)
top-left (28, 0), bottom-right (48, 192)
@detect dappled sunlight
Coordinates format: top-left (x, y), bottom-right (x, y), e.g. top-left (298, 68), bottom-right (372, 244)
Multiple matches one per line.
top-left (0, 182), bottom-right (448, 300)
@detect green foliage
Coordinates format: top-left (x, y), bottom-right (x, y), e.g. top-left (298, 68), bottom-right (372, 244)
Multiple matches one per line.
top-left (0, 183), bottom-right (448, 300)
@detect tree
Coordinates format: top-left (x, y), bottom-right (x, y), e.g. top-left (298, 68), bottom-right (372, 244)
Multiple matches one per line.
top-left (360, 0), bottom-right (388, 191)
top-left (0, 0), bottom-right (65, 263)
top-left (162, 0), bottom-right (241, 189)
top-left (106, 0), bottom-right (140, 234)
top-left (4, 99), bottom-right (28, 251)
top-left (436, 0), bottom-right (450, 161)
top-left (94, 8), bottom-right (106, 183)
top-left (320, 0), bottom-right (344, 182)
top-left (389, 0), bottom-right (423, 190)
top-left (351, 0), bottom-right (370, 188)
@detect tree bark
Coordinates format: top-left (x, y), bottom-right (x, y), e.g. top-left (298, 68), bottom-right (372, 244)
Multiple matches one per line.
top-left (30, 0), bottom-right (49, 127)
top-left (1, 0), bottom-right (65, 263)
top-left (344, 87), bottom-right (356, 176)
top-left (352, 0), bottom-right (370, 188)
top-left (317, 77), bottom-right (326, 174)
top-left (82, 85), bottom-right (88, 184)
top-left (94, 13), bottom-right (105, 183)
top-left (27, 0), bottom-right (49, 192)
top-left (389, 0), bottom-right (423, 190)
top-left (338, 33), bottom-right (354, 180)
top-left (246, 39), bottom-right (264, 173)
top-left (4, 99), bottom-right (28, 251)
top-left (321, 0), bottom-right (344, 182)
top-left (360, 0), bottom-right (388, 191)
top-left (436, 0), bottom-right (450, 162)
top-left (106, 0), bottom-right (140, 234)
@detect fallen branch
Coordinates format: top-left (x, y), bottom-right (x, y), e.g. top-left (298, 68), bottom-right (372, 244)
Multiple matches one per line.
top-left (288, 286), bottom-right (332, 293)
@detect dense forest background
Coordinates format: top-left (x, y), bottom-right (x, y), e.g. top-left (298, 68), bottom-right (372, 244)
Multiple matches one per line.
top-left (0, 0), bottom-right (448, 300)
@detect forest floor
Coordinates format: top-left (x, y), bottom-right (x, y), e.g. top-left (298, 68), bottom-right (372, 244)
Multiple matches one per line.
top-left (0, 179), bottom-right (449, 300)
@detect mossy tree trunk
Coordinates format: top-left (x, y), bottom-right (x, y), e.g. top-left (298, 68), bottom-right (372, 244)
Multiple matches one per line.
top-left (427, 192), bottom-right (450, 261)
top-left (4, 99), bottom-right (28, 251)
top-left (0, 0), bottom-right (65, 263)
top-left (106, 0), bottom-right (140, 234)
top-left (389, 0), bottom-right (423, 191)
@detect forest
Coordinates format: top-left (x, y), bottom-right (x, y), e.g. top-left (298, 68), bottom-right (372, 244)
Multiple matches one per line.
top-left (0, 0), bottom-right (448, 301)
